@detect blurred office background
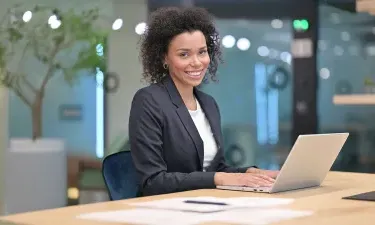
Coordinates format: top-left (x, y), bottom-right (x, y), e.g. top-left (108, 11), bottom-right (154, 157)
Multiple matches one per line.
top-left (1, 0), bottom-right (375, 216)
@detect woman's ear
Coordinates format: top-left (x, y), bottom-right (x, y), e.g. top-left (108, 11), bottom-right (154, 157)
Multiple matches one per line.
top-left (163, 55), bottom-right (168, 65)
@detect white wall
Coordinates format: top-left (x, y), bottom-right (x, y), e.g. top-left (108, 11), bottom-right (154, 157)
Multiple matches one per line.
top-left (106, 0), bottom-right (147, 153)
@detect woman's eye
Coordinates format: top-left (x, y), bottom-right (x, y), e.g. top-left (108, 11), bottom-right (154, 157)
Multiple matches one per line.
top-left (180, 52), bottom-right (188, 57)
top-left (199, 50), bottom-right (207, 55)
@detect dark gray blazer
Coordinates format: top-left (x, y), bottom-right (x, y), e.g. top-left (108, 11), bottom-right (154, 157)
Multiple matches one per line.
top-left (129, 76), bottom-right (251, 196)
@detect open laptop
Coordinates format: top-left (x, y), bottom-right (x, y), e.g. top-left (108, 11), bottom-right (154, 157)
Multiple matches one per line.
top-left (217, 133), bottom-right (349, 193)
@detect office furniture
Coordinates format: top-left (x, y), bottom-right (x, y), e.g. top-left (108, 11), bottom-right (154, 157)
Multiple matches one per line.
top-left (102, 151), bottom-right (138, 200)
top-left (357, 0), bottom-right (375, 14)
top-left (0, 172), bottom-right (374, 225)
top-left (67, 155), bottom-right (108, 205)
top-left (68, 155), bottom-right (102, 188)
top-left (332, 94), bottom-right (375, 172)
top-left (333, 94), bottom-right (375, 105)
top-left (5, 139), bottom-right (66, 214)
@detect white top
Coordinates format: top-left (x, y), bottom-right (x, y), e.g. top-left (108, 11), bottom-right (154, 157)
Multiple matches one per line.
top-left (188, 98), bottom-right (218, 171)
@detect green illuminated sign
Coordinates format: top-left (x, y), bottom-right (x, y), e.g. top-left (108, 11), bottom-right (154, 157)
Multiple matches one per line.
top-left (293, 19), bottom-right (309, 31)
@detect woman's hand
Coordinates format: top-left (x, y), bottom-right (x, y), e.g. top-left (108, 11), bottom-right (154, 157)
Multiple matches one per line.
top-left (214, 172), bottom-right (275, 188)
top-left (246, 167), bottom-right (279, 179)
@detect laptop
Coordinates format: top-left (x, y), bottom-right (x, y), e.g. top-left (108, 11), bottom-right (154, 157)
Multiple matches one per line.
top-left (217, 133), bottom-right (349, 193)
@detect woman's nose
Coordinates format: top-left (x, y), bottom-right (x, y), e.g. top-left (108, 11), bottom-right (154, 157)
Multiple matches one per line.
top-left (190, 56), bottom-right (202, 67)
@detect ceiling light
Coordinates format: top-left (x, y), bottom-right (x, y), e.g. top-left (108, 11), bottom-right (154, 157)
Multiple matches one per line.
top-left (341, 32), bottom-right (350, 41)
top-left (320, 68), bottom-right (330, 79)
top-left (236, 38), bottom-right (250, 51)
top-left (271, 19), bottom-right (283, 29)
top-left (333, 46), bottom-right (344, 56)
top-left (280, 52), bottom-right (292, 64)
top-left (48, 15), bottom-right (57, 25)
top-left (222, 35), bottom-right (235, 48)
top-left (135, 22), bottom-right (147, 35)
top-left (22, 11), bottom-right (32, 23)
top-left (48, 15), bottom-right (61, 29)
top-left (257, 46), bottom-right (269, 57)
top-left (112, 18), bottom-right (123, 31)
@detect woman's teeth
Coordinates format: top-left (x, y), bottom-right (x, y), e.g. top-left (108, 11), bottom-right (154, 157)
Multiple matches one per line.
top-left (186, 71), bottom-right (202, 76)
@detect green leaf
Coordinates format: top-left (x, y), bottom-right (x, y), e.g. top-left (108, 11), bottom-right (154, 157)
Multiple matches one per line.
top-left (1, 4), bottom-right (110, 89)
top-left (0, 70), bottom-right (5, 87)
top-left (7, 28), bottom-right (23, 42)
top-left (0, 43), bottom-right (6, 68)
top-left (53, 35), bottom-right (65, 45)
top-left (62, 67), bottom-right (79, 86)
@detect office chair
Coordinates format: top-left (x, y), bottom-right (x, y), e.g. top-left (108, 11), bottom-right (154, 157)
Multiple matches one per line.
top-left (102, 151), bottom-right (139, 200)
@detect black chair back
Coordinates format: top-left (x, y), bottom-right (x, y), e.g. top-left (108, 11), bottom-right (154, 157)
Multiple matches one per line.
top-left (102, 151), bottom-right (138, 200)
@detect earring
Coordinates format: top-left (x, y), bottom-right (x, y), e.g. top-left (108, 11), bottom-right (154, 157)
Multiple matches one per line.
top-left (163, 63), bottom-right (168, 69)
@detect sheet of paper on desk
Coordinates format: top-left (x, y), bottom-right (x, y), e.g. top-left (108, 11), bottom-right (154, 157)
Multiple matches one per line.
top-left (207, 208), bottom-right (314, 225)
top-left (128, 196), bottom-right (294, 212)
top-left (77, 208), bottom-right (204, 225)
top-left (77, 208), bottom-right (313, 225)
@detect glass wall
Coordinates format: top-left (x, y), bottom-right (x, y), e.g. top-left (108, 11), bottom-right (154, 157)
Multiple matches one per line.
top-left (317, 4), bottom-right (375, 172)
top-left (200, 18), bottom-right (293, 170)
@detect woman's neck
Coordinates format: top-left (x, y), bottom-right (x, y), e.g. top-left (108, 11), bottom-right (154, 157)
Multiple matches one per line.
top-left (173, 78), bottom-right (196, 110)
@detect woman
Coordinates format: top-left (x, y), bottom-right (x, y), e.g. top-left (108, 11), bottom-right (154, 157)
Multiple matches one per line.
top-left (129, 6), bottom-right (278, 196)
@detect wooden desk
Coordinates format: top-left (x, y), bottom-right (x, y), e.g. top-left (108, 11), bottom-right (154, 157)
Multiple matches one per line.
top-left (1, 172), bottom-right (375, 225)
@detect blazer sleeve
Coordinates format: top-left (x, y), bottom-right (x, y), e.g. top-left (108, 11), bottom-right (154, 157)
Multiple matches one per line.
top-left (212, 99), bottom-right (256, 173)
top-left (129, 90), bottom-right (216, 196)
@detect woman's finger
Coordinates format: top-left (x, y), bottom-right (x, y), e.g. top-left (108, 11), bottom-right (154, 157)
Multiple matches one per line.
top-left (247, 175), bottom-right (273, 187)
top-left (254, 173), bottom-right (276, 183)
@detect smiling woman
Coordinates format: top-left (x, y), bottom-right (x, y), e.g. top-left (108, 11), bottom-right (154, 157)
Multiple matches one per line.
top-left (129, 6), bottom-right (278, 197)
top-left (139, 7), bottom-right (222, 86)
top-left (163, 30), bottom-right (212, 109)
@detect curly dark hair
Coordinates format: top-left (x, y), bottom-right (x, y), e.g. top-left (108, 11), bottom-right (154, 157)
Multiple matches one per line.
top-left (139, 6), bottom-right (222, 84)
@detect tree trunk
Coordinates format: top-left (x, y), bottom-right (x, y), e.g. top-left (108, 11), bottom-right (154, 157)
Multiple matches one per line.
top-left (31, 93), bottom-right (43, 140)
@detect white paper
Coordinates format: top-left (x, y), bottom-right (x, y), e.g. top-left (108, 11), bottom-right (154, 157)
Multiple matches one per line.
top-left (205, 208), bottom-right (314, 225)
top-left (128, 196), bottom-right (294, 213)
top-left (77, 208), bottom-right (203, 225)
top-left (77, 208), bottom-right (313, 225)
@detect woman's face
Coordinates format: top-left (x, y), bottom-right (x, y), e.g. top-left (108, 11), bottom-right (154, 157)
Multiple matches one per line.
top-left (164, 30), bottom-right (210, 89)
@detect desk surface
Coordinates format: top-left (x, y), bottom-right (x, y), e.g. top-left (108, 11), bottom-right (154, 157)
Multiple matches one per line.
top-left (1, 172), bottom-right (375, 225)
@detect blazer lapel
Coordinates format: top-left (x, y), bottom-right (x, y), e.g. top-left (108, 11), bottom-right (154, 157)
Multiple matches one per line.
top-left (194, 89), bottom-right (221, 150)
top-left (163, 77), bottom-right (204, 168)
top-left (194, 89), bottom-right (224, 171)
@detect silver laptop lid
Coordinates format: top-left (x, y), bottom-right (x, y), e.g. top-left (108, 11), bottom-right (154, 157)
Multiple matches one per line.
top-left (270, 133), bottom-right (349, 193)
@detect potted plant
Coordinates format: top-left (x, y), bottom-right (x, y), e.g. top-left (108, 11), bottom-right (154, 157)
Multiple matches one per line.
top-left (0, 4), bottom-right (107, 214)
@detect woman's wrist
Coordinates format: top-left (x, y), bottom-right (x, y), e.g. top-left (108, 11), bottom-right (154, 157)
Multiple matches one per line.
top-left (214, 172), bottom-right (226, 186)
